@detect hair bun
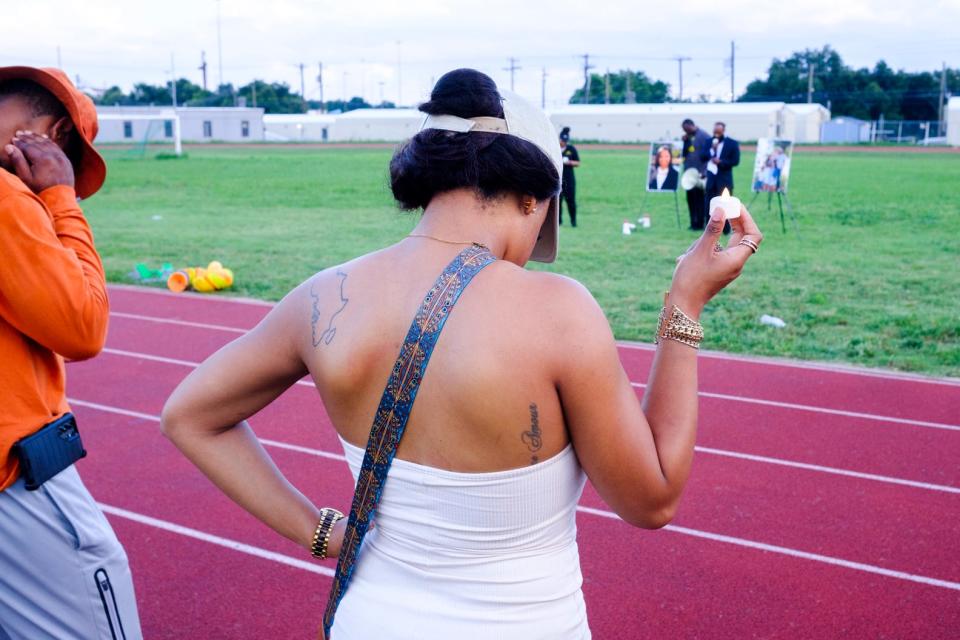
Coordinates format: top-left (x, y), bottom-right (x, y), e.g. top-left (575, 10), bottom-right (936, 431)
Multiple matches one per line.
top-left (419, 69), bottom-right (503, 119)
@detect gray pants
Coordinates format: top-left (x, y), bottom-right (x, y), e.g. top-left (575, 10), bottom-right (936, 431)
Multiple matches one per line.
top-left (0, 465), bottom-right (142, 640)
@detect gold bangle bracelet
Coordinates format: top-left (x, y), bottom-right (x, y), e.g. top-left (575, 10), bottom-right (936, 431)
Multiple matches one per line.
top-left (655, 298), bottom-right (704, 350)
top-left (310, 507), bottom-right (345, 559)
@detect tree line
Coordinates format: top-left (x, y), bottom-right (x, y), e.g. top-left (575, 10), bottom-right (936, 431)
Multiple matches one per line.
top-left (93, 46), bottom-right (955, 120)
top-left (95, 79), bottom-right (393, 113)
top-left (739, 46), bottom-right (958, 120)
top-left (566, 46), bottom-right (956, 121)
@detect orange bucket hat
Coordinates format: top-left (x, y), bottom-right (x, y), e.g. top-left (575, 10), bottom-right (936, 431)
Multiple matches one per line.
top-left (0, 66), bottom-right (107, 199)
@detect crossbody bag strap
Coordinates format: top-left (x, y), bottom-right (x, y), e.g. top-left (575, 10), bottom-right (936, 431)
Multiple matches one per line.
top-left (323, 243), bottom-right (496, 636)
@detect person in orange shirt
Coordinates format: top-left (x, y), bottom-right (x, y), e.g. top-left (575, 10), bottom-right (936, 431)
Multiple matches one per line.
top-left (0, 67), bottom-right (142, 639)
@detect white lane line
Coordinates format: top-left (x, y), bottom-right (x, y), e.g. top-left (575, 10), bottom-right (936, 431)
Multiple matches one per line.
top-left (66, 400), bottom-right (341, 460)
top-left (93, 346), bottom-right (959, 432)
top-left (107, 283), bottom-right (274, 307)
top-left (106, 287), bottom-right (960, 387)
top-left (99, 348), bottom-right (315, 389)
top-left (577, 505), bottom-right (960, 592)
top-left (617, 341), bottom-right (960, 386)
top-left (97, 503), bottom-right (334, 577)
top-left (259, 438), bottom-right (347, 462)
top-left (75, 398), bottom-right (960, 593)
top-left (628, 381), bottom-right (960, 432)
top-left (694, 446), bottom-right (960, 495)
top-left (68, 397), bottom-right (959, 496)
top-left (111, 311), bottom-right (247, 334)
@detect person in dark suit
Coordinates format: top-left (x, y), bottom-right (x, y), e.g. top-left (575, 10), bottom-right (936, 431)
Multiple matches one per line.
top-left (647, 145), bottom-right (679, 191)
top-left (701, 121), bottom-right (740, 234)
top-left (681, 118), bottom-right (711, 230)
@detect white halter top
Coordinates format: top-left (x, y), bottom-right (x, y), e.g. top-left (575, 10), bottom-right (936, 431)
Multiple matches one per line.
top-left (332, 436), bottom-right (591, 639)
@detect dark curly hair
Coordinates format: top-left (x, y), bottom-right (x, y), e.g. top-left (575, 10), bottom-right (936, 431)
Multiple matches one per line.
top-left (389, 69), bottom-right (560, 210)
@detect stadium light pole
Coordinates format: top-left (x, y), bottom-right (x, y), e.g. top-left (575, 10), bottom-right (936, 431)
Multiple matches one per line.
top-left (807, 63), bottom-right (815, 104)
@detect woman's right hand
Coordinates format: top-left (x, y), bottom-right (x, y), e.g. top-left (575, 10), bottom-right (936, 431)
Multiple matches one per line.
top-left (667, 204), bottom-right (763, 318)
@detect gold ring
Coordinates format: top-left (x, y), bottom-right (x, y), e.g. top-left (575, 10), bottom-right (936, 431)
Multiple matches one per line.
top-left (739, 238), bottom-right (759, 254)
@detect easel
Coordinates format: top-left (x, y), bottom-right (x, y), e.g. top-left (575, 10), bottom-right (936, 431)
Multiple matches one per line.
top-left (748, 189), bottom-right (797, 233)
top-left (639, 189), bottom-right (682, 229)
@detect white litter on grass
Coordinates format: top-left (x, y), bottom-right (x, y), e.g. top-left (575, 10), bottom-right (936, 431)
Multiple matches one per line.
top-left (151, 215), bottom-right (163, 221)
top-left (622, 220), bottom-right (637, 235)
top-left (637, 215), bottom-right (651, 228)
top-left (760, 314), bottom-right (787, 328)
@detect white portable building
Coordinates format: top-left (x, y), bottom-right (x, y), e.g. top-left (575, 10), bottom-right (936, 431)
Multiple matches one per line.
top-left (948, 97), bottom-right (960, 147)
top-left (263, 112), bottom-right (337, 142)
top-left (328, 109), bottom-right (423, 142)
top-left (548, 102), bottom-right (788, 143)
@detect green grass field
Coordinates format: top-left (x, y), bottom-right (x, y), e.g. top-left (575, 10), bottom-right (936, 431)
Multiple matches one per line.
top-left (85, 146), bottom-right (960, 377)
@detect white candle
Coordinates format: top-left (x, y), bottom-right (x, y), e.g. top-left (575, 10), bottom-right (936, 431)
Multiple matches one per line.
top-left (709, 188), bottom-right (741, 221)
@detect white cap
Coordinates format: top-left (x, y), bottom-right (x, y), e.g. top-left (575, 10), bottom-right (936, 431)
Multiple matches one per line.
top-left (419, 90), bottom-right (562, 263)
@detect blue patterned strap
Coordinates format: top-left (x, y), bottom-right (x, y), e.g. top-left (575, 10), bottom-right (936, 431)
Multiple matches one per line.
top-left (323, 243), bottom-right (496, 636)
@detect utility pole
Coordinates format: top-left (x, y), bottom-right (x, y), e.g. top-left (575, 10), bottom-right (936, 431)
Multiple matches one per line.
top-left (216, 0), bottom-right (224, 91)
top-left (625, 71), bottom-right (636, 103)
top-left (807, 62), bottom-right (815, 104)
top-left (939, 61), bottom-right (947, 128)
top-left (379, 81), bottom-right (385, 105)
top-left (503, 57), bottom-right (521, 92)
top-left (541, 67), bottom-right (548, 108)
top-left (581, 54), bottom-right (594, 104)
top-left (56, 46), bottom-right (62, 69)
top-left (199, 51), bottom-right (208, 91)
top-left (396, 40), bottom-right (403, 106)
top-left (674, 56), bottom-right (691, 101)
top-left (604, 69), bottom-right (611, 104)
top-left (730, 41), bottom-right (735, 102)
top-left (169, 53), bottom-right (178, 108)
top-left (251, 82), bottom-right (257, 108)
top-left (298, 62), bottom-right (306, 99)
top-left (317, 62), bottom-right (324, 112)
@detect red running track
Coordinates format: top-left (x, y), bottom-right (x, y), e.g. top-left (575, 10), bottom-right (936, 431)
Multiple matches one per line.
top-left (62, 285), bottom-right (960, 639)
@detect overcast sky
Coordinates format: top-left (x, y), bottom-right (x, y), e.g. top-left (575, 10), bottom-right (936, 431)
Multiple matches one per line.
top-left (9, 0), bottom-right (960, 108)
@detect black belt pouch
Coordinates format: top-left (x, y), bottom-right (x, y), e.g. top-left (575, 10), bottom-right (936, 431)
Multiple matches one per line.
top-left (12, 413), bottom-right (87, 491)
